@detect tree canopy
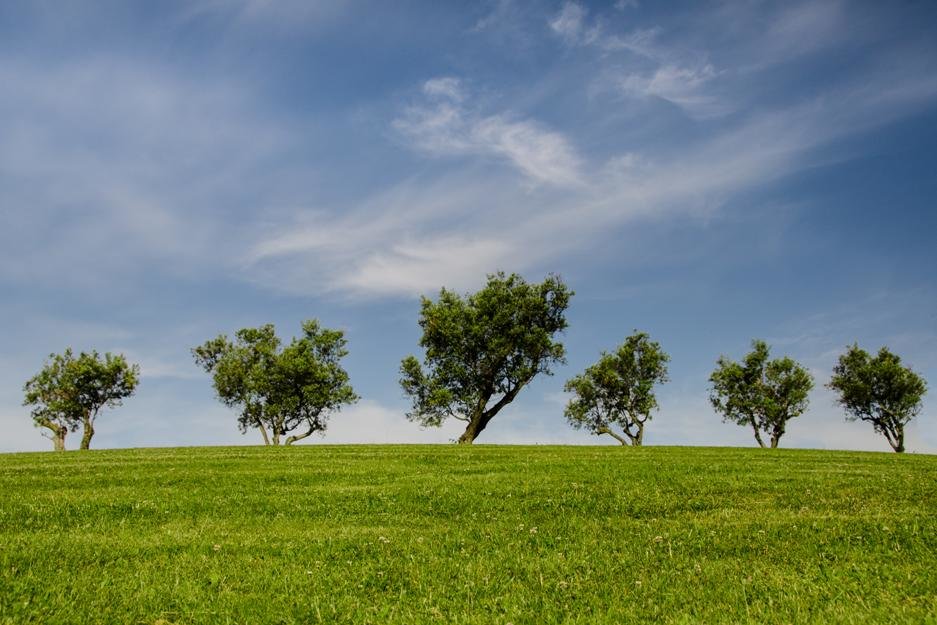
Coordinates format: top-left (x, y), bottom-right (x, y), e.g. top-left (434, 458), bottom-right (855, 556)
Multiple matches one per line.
top-left (192, 320), bottom-right (358, 445)
top-left (23, 349), bottom-right (139, 450)
top-left (400, 272), bottom-right (573, 444)
top-left (827, 344), bottom-right (927, 453)
top-left (564, 331), bottom-right (669, 446)
top-left (709, 340), bottom-right (813, 448)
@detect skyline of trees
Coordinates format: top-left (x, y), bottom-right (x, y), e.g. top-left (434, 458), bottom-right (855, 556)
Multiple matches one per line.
top-left (17, 275), bottom-right (931, 452)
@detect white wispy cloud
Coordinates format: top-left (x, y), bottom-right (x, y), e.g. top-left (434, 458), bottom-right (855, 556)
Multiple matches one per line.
top-left (393, 77), bottom-right (584, 187)
top-left (548, 2), bottom-right (728, 117)
top-left (618, 63), bottom-right (729, 118)
top-left (549, 2), bottom-right (587, 43)
top-left (246, 169), bottom-right (540, 297)
top-left (248, 57), bottom-right (937, 299)
top-left (550, 1), bottom-right (659, 55)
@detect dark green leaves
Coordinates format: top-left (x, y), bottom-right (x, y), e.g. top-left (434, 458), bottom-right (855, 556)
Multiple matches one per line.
top-left (564, 331), bottom-right (669, 445)
top-left (828, 344), bottom-right (926, 452)
top-left (193, 320), bottom-right (358, 445)
top-left (400, 272), bottom-right (573, 443)
top-left (709, 340), bottom-right (813, 448)
top-left (23, 349), bottom-right (139, 450)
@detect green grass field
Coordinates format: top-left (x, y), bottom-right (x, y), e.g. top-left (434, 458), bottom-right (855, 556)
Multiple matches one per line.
top-left (1, 446), bottom-right (935, 624)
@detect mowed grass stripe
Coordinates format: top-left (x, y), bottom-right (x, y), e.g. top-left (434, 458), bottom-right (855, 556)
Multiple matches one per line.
top-left (1, 446), bottom-right (935, 624)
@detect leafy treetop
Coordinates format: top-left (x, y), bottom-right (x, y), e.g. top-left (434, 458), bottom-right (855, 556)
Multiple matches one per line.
top-left (23, 349), bottom-right (139, 450)
top-left (564, 331), bottom-right (669, 446)
top-left (709, 340), bottom-right (813, 449)
top-left (400, 272), bottom-right (572, 444)
top-left (193, 320), bottom-right (358, 446)
top-left (827, 344), bottom-right (927, 453)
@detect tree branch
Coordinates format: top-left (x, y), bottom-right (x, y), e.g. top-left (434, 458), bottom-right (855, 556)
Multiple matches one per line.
top-left (597, 425), bottom-right (629, 446)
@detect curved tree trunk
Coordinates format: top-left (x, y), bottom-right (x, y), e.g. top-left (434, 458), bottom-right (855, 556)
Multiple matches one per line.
top-left (257, 423), bottom-right (271, 446)
top-left (80, 417), bottom-right (94, 450)
top-left (597, 426), bottom-right (629, 445)
top-left (285, 423), bottom-right (318, 446)
top-left (633, 420), bottom-right (645, 447)
top-left (891, 424), bottom-right (905, 453)
top-left (457, 412), bottom-right (491, 444)
top-left (457, 383), bottom-right (525, 444)
top-left (39, 419), bottom-right (67, 451)
top-left (751, 421), bottom-right (766, 448)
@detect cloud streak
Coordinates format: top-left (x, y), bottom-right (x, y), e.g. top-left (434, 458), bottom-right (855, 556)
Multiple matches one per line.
top-left (393, 77), bottom-right (584, 187)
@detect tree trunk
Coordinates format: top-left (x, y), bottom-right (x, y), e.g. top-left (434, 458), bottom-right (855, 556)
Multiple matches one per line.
top-left (257, 423), bottom-right (271, 446)
top-left (39, 419), bottom-right (67, 451)
top-left (598, 426), bottom-right (629, 445)
top-left (892, 425), bottom-right (905, 453)
top-left (755, 428), bottom-right (767, 449)
top-left (751, 420), bottom-right (766, 448)
top-left (633, 421), bottom-right (644, 447)
top-left (52, 428), bottom-right (66, 452)
top-left (769, 430), bottom-right (781, 448)
top-left (457, 411), bottom-right (492, 444)
top-left (80, 417), bottom-right (94, 450)
top-left (285, 424), bottom-right (317, 446)
top-left (457, 383), bottom-right (527, 444)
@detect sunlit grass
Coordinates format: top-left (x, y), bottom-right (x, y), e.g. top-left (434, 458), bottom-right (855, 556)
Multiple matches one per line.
top-left (1, 445), bottom-right (935, 624)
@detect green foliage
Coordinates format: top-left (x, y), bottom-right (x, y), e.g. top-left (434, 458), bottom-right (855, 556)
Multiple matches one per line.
top-left (22, 349), bottom-right (139, 451)
top-left (828, 344), bottom-right (927, 453)
top-left (400, 272), bottom-right (572, 444)
top-left (192, 320), bottom-right (358, 445)
top-left (564, 331), bottom-right (669, 445)
top-left (709, 340), bottom-right (813, 448)
top-left (1, 446), bottom-right (935, 624)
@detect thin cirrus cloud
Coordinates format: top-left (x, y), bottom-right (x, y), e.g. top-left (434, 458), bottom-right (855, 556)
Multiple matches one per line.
top-left (549, 2), bottom-right (729, 118)
top-left (392, 77), bottom-right (584, 187)
top-left (617, 64), bottom-right (729, 119)
top-left (246, 45), bottom-right (937, 300)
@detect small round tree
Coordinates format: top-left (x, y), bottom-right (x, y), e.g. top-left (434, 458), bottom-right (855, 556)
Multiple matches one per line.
top-left (827, 344), bottom-right (927, 453)
top-left (193, 320), bottom-right (358, 445)
top-left (709, 340), bottom-right (813, 448)
top-left (564, 331), bottom-right (669, 446)
top-left (23, 349), bottom-right (139, 451)
top-left (400, 272), bottom-right (573, 444)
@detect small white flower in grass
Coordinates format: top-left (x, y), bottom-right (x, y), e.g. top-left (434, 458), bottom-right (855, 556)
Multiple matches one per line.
top-left (529, 527), bottom-right (538, 534)
top-left (212, 544), bottom-right (221, 552)
top-left (378, 536), bottom-right (390, 544)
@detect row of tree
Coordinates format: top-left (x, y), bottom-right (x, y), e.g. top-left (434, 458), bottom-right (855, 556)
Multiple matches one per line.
top-left (23, 273), bottom-right (928, 452)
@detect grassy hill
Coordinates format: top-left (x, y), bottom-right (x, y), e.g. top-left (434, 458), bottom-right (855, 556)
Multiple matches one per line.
top-left (1, 445), bottom-right (935, 624)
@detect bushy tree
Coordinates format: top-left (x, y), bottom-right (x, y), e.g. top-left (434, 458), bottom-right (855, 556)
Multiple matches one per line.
top-left (193, 320), bottom-right (358, 445)
top-left (400, 272), bottom-right (573, 444)
top-left (564, 331), bottom-right (669, 446)
top-left (827, 344), bottom-right (927, 453)
top-left (23, 349), bottom-right (139, 451)
top-left (709, 340), bottom-right (813, 448)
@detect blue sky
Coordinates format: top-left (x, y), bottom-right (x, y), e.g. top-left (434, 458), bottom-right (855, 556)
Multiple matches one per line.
top-left (1, 0), bottom-right (935, 452)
